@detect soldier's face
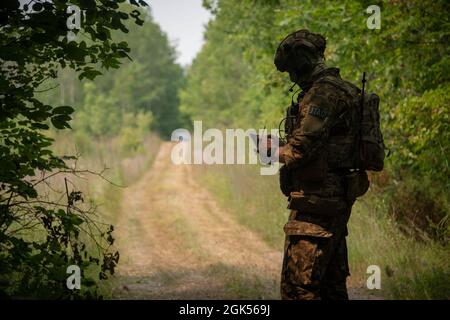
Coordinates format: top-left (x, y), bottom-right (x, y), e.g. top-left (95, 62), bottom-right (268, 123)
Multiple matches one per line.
top-left (287, 58), bottom-right (315, 84)
top-left (288, 70), bottom-right (299, 83)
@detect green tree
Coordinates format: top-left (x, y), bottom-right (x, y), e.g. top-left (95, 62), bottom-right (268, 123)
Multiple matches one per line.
top-left (0, 0), bottom-right (147, 298)
top-left (75, 82), bottom-right (122, 137)
top-left (71, 5), bottom-right (185, 138)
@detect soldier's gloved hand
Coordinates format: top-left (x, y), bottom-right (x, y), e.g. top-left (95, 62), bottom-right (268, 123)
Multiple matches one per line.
top-left (257, 134), bottom-right (271, 155)
top-left (259, 135), bottom-right (284, 164)
top-left (260, 135), bottom-right (289, 164)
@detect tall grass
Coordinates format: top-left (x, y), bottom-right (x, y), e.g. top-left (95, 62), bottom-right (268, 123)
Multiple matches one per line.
top-left (49, 131), bottom-right (161, 207)
top-left (46, 131), bottom-right (161, 296)
top-left (194, 164), bottom-right (450, 300)
top-left (348, 192), bottom-right (449, 299)
top-left (195, 164), bottom-right (289, 249)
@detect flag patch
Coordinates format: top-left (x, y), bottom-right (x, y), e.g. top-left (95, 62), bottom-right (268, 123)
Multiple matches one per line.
top-left (308, 106), bottom-right (328, 119)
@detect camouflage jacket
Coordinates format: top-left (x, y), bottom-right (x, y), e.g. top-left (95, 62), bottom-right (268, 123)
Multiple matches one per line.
top-left (280, 67), bottom-right (361, 198)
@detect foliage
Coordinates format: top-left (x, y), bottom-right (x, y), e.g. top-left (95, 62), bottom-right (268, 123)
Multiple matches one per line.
top-left (106, 11), bottom-right (184, 137)
top-left (390, 85), bottom-right (450, 187)
top-left (75, 82), bottom-right (122, 137)
top-left (118, 111), bottom-right (153, 153)
top-left (43, 5), bottom-right (185, 139)
top-left (0, 0), bottom-right (147, 298)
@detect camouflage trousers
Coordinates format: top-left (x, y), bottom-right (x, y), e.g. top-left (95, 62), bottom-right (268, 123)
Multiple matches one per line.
top-left (280, 206), bottom-right (352, 300)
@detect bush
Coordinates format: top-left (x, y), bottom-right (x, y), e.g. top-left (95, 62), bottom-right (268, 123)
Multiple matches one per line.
top-left (118, 111), bottom-right (153, 153)
top-left (379, 85), bottom-right (450, 241)
top-left (384, 174), bottom-right (449, 242)
top-left (389, 85), bottom-right (450, 188)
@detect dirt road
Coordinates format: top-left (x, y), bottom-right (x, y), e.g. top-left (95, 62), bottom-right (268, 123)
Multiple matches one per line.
top-left (112, 142), bottom-right (380, 300)
top-left (113, 142), bottom-right (282, 299)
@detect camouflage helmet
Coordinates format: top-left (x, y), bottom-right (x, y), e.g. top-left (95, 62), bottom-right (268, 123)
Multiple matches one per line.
top-left (274, 29), bottom-right (326, 72)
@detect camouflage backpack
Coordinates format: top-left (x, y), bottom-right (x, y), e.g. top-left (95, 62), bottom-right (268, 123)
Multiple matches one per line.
top-left (318, 72), bottom-right (385, 172)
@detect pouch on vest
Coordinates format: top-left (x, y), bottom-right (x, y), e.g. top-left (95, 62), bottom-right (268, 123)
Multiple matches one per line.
top-left (279, 164), bottom-right (294, 197)
top-left (345, 171), bottom-right (369, 201)
top-left (279, 152), bottom-right (327, 197)
top-left (287, 191), bottom-right (347, 215)
top-left (296, 151), bottom-right (327, 182)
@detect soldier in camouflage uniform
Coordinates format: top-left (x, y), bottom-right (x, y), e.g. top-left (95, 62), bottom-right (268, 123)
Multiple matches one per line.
top-left (270, 29), bottom-right (370, 300)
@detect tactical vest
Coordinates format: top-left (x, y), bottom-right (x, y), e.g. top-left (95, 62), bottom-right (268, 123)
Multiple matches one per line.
top-left (283, 75), bottom-right (385, 172)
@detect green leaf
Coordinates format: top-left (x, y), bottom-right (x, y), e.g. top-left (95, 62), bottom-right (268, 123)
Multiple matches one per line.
top-left (31, 123), bottom-right (49, 130)
top-left (51, 114), bottom-right (72, 129)
top-left (70, 215), bottom-right (84, 226)
top-left (78, 70), bottom-right (102, 80)
top-left (52, 106), bottom-right (74, 115)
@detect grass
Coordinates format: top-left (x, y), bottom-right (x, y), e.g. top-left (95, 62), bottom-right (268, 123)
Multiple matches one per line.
top-left (205, 262), bottom-right (278, 299)
top-left (348, 192), bottom-right (450, 299)
top-left (194, 163), bottom-right (450, 300)
top-left (195, 164), bottom-right (289, 249)
top-left (49, 131), bottom-right (162, 221)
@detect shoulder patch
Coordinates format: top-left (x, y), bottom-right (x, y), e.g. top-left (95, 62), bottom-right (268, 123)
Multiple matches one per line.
top-left (308, 106), bottom-right (328, 119)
